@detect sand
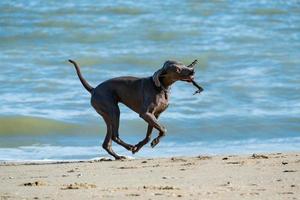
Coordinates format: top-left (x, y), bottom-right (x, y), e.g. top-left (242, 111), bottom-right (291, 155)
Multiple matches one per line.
top-left (0, 152), bottom-right (299, 200)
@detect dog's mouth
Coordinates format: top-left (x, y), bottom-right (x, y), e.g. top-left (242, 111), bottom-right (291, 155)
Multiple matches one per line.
top-left (181, 75), bottom-right (194, 82)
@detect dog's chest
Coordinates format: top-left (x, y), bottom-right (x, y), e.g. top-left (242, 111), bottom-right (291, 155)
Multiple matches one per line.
top-left (155, 92), bottom-right (169, 114)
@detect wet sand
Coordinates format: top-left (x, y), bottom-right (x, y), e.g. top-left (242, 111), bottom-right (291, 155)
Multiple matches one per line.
top-left (0, 153), bottom-right (299, 200)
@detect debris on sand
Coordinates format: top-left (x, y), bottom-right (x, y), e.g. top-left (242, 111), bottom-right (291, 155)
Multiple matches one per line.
top-left (61, 182), bottom-right (96, 190)
top-left (23, 181), bottom-right (46, 186)
top-left (251, 154), bottom-right (269, 159)
top-left (197, 155), bottom-right (211, 160)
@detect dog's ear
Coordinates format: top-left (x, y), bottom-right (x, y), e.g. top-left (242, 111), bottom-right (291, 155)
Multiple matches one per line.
top-left (152, 68), bottom-right (163, 87)
top-left (153, 61), bottom-right (171, 87)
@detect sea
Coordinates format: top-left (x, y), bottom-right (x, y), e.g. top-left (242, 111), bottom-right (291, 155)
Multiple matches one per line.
top-left (0, 0), bottom-right (300, 161)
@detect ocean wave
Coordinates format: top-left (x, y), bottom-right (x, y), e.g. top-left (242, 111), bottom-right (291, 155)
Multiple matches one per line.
top-left (105, 6), bottom-right (147, 15)
top-left (145, 30), bottom-right (182, 41)
top-left (0, 116), bottom-right (79, 135)
top-left (251, 8), bottom-right (288, 16)
top-left (1, 0), bottom-right (300, 154)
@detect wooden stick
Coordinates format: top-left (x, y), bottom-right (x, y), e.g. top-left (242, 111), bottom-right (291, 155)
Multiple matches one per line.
top-left (191, 80), bottom-right (204, 95)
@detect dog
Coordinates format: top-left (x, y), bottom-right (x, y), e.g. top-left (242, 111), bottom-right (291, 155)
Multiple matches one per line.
top-left (69, 59), bottom-right (200, 160)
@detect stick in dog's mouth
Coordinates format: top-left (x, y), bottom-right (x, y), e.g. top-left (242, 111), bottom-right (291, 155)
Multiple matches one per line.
top-left (191, 80), bottom-right (204, 95)
top-left (187, 59), bottom-right (204, 95)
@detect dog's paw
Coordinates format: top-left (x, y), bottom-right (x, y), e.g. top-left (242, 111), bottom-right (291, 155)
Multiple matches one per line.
top-left (126, 145), bottom-right (134, 151)
top-left (151, 138), bottom-right (159, 148)
top-left (131, 146), bottom-right (139, 154)
top-left (115, 156), bottom-right (127, 160)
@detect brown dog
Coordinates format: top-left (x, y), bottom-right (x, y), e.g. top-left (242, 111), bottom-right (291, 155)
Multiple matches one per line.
top-left (69, 60), bottom-right (201, 160)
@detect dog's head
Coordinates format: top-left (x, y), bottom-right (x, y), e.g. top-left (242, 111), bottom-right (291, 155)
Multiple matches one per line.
top-left (153, 60), bottom-right (196, 88)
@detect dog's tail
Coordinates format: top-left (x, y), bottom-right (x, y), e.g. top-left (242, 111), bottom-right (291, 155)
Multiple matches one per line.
top-left (68, 59), bottom-right (94, 94)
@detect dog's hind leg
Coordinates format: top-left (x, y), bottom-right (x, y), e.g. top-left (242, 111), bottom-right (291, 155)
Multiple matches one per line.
top-left (110, 106), bottom-right (135, 151)
top-left (101, 114), bottom-right (124, 160)
top-left (92, 96), bottom-right (134, 159)
top-left (92, 107), bottom-right (125, 159)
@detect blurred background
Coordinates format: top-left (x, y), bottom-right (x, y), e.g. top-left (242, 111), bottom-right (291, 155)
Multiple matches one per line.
top-left (0, 0), bottom-right (299, 160)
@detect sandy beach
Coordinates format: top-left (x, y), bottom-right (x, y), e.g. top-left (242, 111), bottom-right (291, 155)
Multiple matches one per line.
top-left (0, 152), bottom-right (299, 200)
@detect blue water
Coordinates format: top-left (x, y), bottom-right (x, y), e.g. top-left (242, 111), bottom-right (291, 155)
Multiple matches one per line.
top-left (0, 1), bottom-right (300, 161)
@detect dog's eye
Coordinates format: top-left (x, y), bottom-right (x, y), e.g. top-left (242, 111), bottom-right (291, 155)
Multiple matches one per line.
top-left (175, 67), bottom-right (182, 73)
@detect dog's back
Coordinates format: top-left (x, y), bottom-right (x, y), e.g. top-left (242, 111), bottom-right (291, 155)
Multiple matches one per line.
top-left (92, 76), bottom-right (150, 114)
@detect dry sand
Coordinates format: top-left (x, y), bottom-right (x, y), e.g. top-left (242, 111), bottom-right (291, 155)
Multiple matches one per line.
top-left (0, 152), bottom-right (299, 200)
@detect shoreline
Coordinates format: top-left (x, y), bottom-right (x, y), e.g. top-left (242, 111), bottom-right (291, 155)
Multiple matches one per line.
top-left (1, 152), bottom-right (299, 199)
top-left (0, 151), bottom-right (297, 165)
top-left (1, 150), bottom-right (299, 164)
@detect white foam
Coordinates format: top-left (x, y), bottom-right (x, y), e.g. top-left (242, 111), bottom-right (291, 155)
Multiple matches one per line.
top-left (1, 137), bottom-right (299, 161)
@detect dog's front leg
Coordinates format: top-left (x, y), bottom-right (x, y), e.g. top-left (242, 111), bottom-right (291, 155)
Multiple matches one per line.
top-left (132, 125), bottom-right (153, 154)
top-left (139, 112), bottom-right (166, 148)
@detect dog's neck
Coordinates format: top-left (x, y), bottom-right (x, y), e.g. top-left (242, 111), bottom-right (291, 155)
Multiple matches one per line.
top-left (159, 77), bottom-right (176, 93)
